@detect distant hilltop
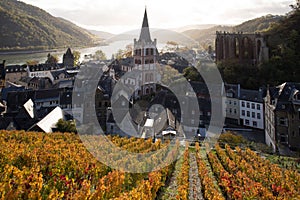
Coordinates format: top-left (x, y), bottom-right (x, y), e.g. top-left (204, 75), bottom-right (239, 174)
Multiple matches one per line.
top-left (0, 0), bottom-right (100, 51)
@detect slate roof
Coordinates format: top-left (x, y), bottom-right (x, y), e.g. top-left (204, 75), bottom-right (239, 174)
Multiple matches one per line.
top-left (28, 63), bottom-right (62, 72)
top-left (240, 88), bottom-right (264, 103)
top-left (35, 89), bottom-right (60, 100)
top-left (29, 107), bottom-right (64, 133)
top-left (224, 83), bottom-right (240, 98)
top-left (268, 82), bottom-right (300, 112)
top-left (5, 64), bottom-right (27, 73)
top-left (138, 9), bottom-right (152, 43)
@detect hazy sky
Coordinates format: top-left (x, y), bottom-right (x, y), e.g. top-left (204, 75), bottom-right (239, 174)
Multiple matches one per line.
top-left (22, 0), bottom-right (294, 34)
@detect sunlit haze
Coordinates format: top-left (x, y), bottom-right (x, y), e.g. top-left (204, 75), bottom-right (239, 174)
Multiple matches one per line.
top-left (21, 0), bottom-right (295, 34)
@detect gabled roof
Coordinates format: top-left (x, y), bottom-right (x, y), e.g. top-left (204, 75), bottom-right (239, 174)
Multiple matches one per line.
top-left (35, 89), bottom-right (60, 100)
top-left (240, 88), bottom-right (263, 102)
top-left (23, 99), bottom-right (34, 119)
top-left (30, 107), bottom-right (64, 133)
top-left (268, 82), bottom-right (300, 111)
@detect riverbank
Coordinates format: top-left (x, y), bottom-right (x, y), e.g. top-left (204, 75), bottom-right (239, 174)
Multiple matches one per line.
top-left (0, 41), bottom-right (109, 56)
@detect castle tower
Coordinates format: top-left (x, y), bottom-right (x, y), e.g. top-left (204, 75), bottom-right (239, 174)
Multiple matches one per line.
top-left (133, 9), bottom-right (158, 96)
top-left (63, 48), bottom-right (75, 69)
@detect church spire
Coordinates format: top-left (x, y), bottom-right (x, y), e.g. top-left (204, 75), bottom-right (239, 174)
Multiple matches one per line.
top-left (142, 8), bottom-right (149, 28)
top-left (138, 8), bottom-right (152, 42)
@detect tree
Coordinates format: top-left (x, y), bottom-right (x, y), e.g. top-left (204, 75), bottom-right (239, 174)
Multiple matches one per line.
top-left (26, 60), bottom-right (39, 66)
top-left (157, 65), bottom-right (182, 85)
top-left (73, 50), bottom-right (81, 66)
top-left (55, 119), bottom-right (77, 133)
top-left (46, 53), bottom-right (58, 64)
top-left (183, 66), bottom-right (202, 82)
top-left (290, 0), bottom-right (300, 11)
top-left (123, 44), bottom-right (133, 58)
top-left (165, 41), bottom-right (178, 51)
top-left (115, 49), bottom-right (124, 60)
top-left (94, 50), bottom-right (107, 60)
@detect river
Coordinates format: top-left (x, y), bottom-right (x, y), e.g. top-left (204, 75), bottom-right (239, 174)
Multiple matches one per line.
top-left (0, 41), bottom-right (168, 66)
top-left (0, 40), bottom-right (133, 65)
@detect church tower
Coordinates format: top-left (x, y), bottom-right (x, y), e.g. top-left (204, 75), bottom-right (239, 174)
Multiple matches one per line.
top-left (133, 9), bottom-right (158, 96)
top-left (63, 48), bottom-right (75, 69)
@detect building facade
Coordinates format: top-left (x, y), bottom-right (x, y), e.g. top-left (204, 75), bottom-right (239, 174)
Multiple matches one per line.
top-left (224, 83), bottom-right (241, 125)
top-left (239, 88), bottom-right (264, 130)
top-left (265, 82), bottom-right (300, 152)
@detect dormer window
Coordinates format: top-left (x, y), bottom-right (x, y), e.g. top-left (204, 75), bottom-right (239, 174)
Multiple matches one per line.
top-left (294, 92), bottom-right (300, 101)
top-left (226, 92), bottom-right (233, 98)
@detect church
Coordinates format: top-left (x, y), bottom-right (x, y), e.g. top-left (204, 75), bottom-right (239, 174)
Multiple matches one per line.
top-left (132, 8), bottom-right (159, 97)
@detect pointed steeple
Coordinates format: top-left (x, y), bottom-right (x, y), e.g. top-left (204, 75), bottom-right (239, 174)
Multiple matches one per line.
top-left (138, 8), bottom-right (152, 42)
top-left (142, 8), bottom-right (149, 28)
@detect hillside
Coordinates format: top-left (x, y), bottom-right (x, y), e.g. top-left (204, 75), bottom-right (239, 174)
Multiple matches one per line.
top-left (233, 14), bottom-right (282, 33)
top-left (182, 15), bottom-right (284, 47)
top-left (171, 24), bottom-right (218, 32)
top-left (0, 0), bottom-right (98, 51)
top-left (88, 30), bottom-right (115, 40)
top-left (183, 25), bottom-right (232, 45)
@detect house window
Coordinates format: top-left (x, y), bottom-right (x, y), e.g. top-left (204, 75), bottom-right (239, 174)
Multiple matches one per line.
top-left (242, 110), bottom-right (245, 116)
top-left (245, 120), bottom-right (250, 125)
top-left (257, 104), bottom-right (261, 110)
top-left (253, 121), bottom-right (257, 127)
top-left (242, 101), bottom-right (245, 107)
top-left (247, 102), bottom-right (250, 108)
top-left (234, 101), bottom-right (237, 106)
top-left (229, 108), bottom-right (232, 114)
top-left (229, 100), bottom-right (232, 105)
top-left (191, 119), bottom-right (195, 125)
top-left (226, 93), bottom-right (233, 98)
top-left (279, 118), bottom-right (287, 126)
top-left (234, 109), bottom-right (237, 114)
top-left (257, 113), bottom-right (261, 119)
top-left (280, 135), bottom-right (287, 143)
top-left (251, 103), bottom-right (255, 109)
top-left (121, 101), bottom-right (126, 106)
top-left (292, 131), bottom-right (295, 137)
top-left (252, 112), bottom-right (255, 118)
top-left (247, 111), bottom-right (250, 117)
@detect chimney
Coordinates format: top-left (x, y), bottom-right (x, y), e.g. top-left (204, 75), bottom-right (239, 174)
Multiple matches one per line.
top-left (237, 84), bottom-right (241, 98)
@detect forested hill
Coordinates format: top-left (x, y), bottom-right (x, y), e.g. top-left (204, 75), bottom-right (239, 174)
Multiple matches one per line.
top-left (233, 14), bottom-right (283, 33)
top-left (0, 0), bottom-right (98, 51)
top-left (182, 15), bottom-right (284, 45)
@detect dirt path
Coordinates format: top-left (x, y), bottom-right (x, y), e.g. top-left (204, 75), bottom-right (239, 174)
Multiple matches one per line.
top-left (189, 152), bottom-right (204, 200)
top-left (158, 156), bottom-right (183, 200)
